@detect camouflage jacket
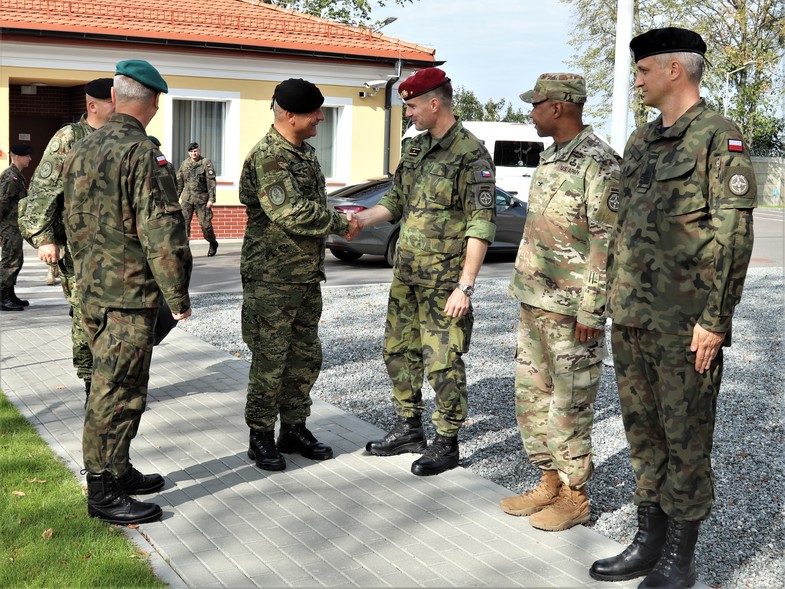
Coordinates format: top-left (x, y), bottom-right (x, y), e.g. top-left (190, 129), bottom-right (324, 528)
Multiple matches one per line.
top-left (177, 156), bottom-right (216, 204)
top-left (62, 113), bottom-right (192, 313)
top-left (18, 116), bottom-right (94, 248)
top-left (378, 120), bottom-right (496, 289)
top-left (0, 164), bottom-right (26, 235)
top-left (607, 99), bottom-right (757, 337)
top-left (239, 125), bottom-right (349, 284)
top-left (509, 125), bottom-right (620, 329)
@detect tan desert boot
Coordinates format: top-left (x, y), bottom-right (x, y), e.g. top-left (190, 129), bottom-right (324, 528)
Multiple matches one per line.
top-left (529, 485), bottom-right (590, 531)
top-left (499, 469), bottom-right (562, 516)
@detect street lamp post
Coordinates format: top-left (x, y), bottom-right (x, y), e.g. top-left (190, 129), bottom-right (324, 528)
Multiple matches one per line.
top-left (724, 60), bottom-right (756, 117)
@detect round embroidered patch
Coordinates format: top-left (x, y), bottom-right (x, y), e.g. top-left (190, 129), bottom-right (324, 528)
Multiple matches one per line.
top-left (38, 161), bottom-right (54, 179)
top-left (607, 191), bottom-right (620, 212)
top-left (478, 190), bottom-right (494, 208)
top-left (268, 184), bottom-right (286, 206)
top-left (729, 174), bottom-right (749, 196)
top-left (49, 138), bottom-right (61, 153)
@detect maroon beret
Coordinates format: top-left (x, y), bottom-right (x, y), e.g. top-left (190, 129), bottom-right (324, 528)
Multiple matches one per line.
top-left (399, 67), bottom-right (451, 100)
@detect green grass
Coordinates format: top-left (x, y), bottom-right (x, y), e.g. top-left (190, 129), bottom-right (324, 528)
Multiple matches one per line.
top-left (0, 392), bottom-right (166, 588)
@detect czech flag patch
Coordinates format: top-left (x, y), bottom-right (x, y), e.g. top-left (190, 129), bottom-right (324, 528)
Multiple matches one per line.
top-left (728, 139), bottom-right (744, 152)
top-left (156, 154), bottom-right (168, 166)
top-left (481, 170), bottom-right (492, 178)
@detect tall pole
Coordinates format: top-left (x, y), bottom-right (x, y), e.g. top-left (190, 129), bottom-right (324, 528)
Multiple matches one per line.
top-left (610, 0), bottom-right (634, 155)
top-left (723, 61), bottom-right (756, 118)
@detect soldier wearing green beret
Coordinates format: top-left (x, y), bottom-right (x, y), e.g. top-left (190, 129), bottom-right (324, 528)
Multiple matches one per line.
top-left (500, 73), bottom-right (620, 532)
top-left (590, 28), bottom-right (757, 589)
top-left (0, 144), bottom-right (33, 311)
top-left (239, 78), bottom-right (358, 471)
top-left (352, 67), bottom-right (497, 476)
top-left (18, 77), bottom-right (115, 403)
top-left (63, 59), bottom-right (193, 525)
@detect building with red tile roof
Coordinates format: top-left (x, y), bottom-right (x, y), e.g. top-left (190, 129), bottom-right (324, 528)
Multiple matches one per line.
top-left (1, 0), bottom-right (439, 238)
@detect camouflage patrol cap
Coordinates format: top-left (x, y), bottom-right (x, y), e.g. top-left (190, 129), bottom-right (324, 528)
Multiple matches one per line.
top-left (399, 67), bottom-right (451, 100)
top-left (520, 73), bottom-right (587, 104)
top-left (630, 27), bottom-right (706, 62)
top-left (115, 59), bottom-right (168, 94)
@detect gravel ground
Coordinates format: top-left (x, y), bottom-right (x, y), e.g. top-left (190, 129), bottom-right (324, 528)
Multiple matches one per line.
top-left (179, 267), bottom-right (784, 589)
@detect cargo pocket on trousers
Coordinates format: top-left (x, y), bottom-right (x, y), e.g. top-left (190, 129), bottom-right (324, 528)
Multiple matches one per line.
top-left (105, 311), bottom-right (154, 386)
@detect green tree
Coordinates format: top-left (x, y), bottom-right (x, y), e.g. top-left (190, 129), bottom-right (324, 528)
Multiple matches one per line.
top-left (453, 86), bottom-right (530, 123)
top-left (260, 0), bottom-right (417, 26)
top-left (560, 0), bottom-right (785, 154)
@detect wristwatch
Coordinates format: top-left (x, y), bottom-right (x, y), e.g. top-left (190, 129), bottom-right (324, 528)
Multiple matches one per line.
top-left (457, 283), bottom-right (475, 297)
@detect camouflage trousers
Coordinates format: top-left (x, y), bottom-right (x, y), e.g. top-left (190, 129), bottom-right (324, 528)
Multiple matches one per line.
top-left (59, 250), bottom-right (93, 383)
top-left (181, 200), bottom-right (216, 243)
top-left (612, 324), bottom-right (723, 521)
top-left (242, 281), bottom-right (321, 431)
top-left (514, 304), bottom-right (603, 488)
top-left (383, 278), bottom-right (473, 437)
top-left (80, 303), bottom-right (156, 476)
top-left (0, 229), bottom-right (23, 288)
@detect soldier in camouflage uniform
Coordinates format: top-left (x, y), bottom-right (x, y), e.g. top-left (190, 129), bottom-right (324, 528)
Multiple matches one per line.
top-left (62, 60), bottom-right (192, 525)
top-left (18, 77), bottom-right (115, 404)
top-left (589, 29), bottom-right (757, 589)
top-left (0, 144), bottom-right (33, 311)
top-left (177, 141), bottom-right (219, 256)
top-left (239, 78), bottom-right (357, 472)
top-left (353, 68), bottom-right (497, 477)
top-left (500, 74), bottom-right (620, 531)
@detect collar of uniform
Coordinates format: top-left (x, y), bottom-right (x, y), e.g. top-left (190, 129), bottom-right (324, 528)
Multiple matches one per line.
top-left (269, 124), bottom-right (315, 158)
top-left (108, 111), bottom-right (146, 132)
top-left (541, 124), bottom-right (595, 163)
top-left (644, 98), bottom-right (706, 143)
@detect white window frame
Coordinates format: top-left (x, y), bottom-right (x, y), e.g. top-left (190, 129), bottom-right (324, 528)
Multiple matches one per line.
top-left (320, 96), bottom-right (352, 184)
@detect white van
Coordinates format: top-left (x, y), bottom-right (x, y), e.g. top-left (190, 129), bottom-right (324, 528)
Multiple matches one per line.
top-left (402, 121), bottom-right (552, 202)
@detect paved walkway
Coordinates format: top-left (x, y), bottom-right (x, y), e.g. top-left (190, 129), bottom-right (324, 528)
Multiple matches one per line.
top-left (1, 256), bottom-right (710, 588)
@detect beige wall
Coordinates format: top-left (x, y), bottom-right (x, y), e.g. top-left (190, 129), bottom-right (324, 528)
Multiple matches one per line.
top-left (752, 157), bottom-right (785, 207)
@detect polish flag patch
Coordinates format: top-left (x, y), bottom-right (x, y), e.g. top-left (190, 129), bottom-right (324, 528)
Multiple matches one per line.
top-left (728, 139), bottom-right (744, 152)
top-left (156, 154), bottom-right (168, 166)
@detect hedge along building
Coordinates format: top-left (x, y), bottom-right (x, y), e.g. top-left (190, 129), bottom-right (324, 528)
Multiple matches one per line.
top-left (0, 0), bottom-right (438, 239)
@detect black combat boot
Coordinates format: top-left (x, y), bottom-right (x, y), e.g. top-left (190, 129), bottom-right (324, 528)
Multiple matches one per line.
top-left (277, 423), bottom-right (333, 460)
top-left (366, 416), bottom-right (426, 456)
top-left (116, 464), bottom-right (165, 495)
top-left (638, 520), bottom-right (700, 588)
top-left (1, 287), bottom-right (23, 311)
top-left (207, 241), bottom-right (219, 257)
top-left (86, 471), bottom-right (162, 525)
top-left (9, 285), bottom-right (29, 307)
top-left (248, 429), bottom-right (286, 471)
top-left (590, 505), bottom-right (669, 581)
top-left (411, 433), bottom-right (459, 476)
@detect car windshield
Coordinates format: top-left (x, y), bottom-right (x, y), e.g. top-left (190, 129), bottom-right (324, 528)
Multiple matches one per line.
top-left (493, 141), bottom-right (544, 168)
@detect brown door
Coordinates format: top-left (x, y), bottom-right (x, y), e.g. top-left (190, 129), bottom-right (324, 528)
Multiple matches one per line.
top-left (9, 116), bottom-right (65, 185)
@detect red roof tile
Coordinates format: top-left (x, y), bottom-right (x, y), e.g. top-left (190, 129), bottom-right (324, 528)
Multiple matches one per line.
top-left (0, 0), bottom-right (436, 63)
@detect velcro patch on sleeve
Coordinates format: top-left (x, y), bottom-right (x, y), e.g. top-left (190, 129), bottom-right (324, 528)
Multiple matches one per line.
top-left (728, 139), bottom-right (744, 152)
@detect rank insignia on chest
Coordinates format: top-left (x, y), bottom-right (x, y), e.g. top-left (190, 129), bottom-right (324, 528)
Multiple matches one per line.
top-left (156, 154), bottom-right (168, 166)
top-left (728, 139), bottom-right (744, 152)
top-left (408, 146), bottom-right (422, 157)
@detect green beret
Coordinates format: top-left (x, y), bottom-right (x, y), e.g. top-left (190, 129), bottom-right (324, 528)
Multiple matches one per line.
top-left (147, 135), bottom-right (161, 147)
top-left (115, 59), bottom-right (168, 94)
top-left (272, 79), bottom-right (324, 113)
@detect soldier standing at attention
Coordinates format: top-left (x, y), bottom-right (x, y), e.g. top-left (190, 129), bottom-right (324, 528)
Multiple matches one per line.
top-left (63, 60), bottom-right (192, 525)
top-left (590, 28), bottom-right (756, 588)
top-left (350, 67), bottom-right (497, 476)
top-left (0, 144), bottom-right (33, 311)
top-left (177, 141), bottom-right (219, 256)
top-left (19, 77), bottom-right (115, 405)
top-left (500, 73), bottom-right (620, 531)
top-left (239, 78), bottom-right (358, 472)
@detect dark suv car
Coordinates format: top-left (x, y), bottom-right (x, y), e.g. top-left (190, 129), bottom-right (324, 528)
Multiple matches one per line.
top-left (326, 178), bottom-right (527, 267)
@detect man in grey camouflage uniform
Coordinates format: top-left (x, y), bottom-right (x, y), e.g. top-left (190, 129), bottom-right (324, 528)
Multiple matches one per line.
top-left (18, 77), bottom-right (115, 404)
top-left (0, 144), bottom-right (33, 311)
top-left (239, 78), bottom-right (358, 472)
top-left (352, 67), bottom-right (497, 476)
top-left (500, 73), bottom-right (620, 531)
top-left (63, 60), bottom-right (192, 525)
top-left (589, 28), bottom-right (756, 589)
top-left (177, 141), bottom-right (219, 256)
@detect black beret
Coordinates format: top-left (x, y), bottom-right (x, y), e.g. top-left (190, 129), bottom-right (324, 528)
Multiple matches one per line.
top-left (84, 77), bottom-right (113, 100)
top-left (630, 27), bottom-right (707, 62)
top-left (272, 78), bottom-right (324, 113)
top-left (10, 144), bottom-right (32, 156)
top-left (188, 142), bottom-right (199, 151)
top-left (115, 59), bottom-right (169, 94)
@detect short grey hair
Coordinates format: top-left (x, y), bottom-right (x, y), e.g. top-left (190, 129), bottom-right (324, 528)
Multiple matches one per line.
top-left (272, 100), bottom-right (287, 120)
top-left (113, 74), bottom-right (155, 101)
top-left (654, 52), bottom-right (704, 83)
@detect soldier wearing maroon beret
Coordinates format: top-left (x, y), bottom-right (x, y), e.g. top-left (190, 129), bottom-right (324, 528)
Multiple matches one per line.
top-left (350, 67), bottom-right (497, 476)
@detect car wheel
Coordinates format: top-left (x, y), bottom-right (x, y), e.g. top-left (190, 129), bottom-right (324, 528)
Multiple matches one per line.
top-left (384, 230), bottom-right (399, 268)
top-left (330, 249), bottom-right (363, 262)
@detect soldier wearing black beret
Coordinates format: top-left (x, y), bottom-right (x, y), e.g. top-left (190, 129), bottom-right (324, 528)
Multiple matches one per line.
top-left (1, 144), bottom-right (33, 310)
top-left (590, 27), bottom-right (757, 588)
